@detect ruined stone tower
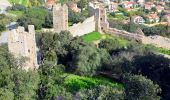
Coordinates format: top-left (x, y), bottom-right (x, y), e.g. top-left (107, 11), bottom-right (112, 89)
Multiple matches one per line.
top-left (8, 25), bottom-right (38, 70)
top-left (53, 3), bottom-right (68, 33)
top-left (95, 6), bottom-right (109, 33)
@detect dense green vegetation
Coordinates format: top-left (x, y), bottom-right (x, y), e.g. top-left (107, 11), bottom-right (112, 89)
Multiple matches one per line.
top-left (0, 24), bottom-right (6, 33)
top-left (63, 74), bottom-right (123, 92)
top-left (9, 0), bottom-right (44, 7)
top-left (8, 10), bottom-right (24, 17)
top-left (0, 14), bottom-right (15, 25)
top-left (16, 6), bottom-right (51, 30)
top-left (0, 45), bottom-right (39, 100)
top-left (9, 0), bottom-right (29, 6)
top-left (141, 24), bottom-right (170, 37)
top-left (2, 30), bottom-right (170, 99)
top-left (2, 0), bottom-right (170, 99)
top-left (109, 19), bottom-right (170, 37)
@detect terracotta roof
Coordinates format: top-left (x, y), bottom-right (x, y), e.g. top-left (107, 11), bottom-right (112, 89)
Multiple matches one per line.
top-left (156, 5), bottom-right (164, 10)
top-left (159, 2), bottom-right (165, 5)
top-left (147, 14), bottom-right (159, 19)
top-left (46, 0), bottom-right (55, 5)
top-left (164, 14), bottom-right (170, 18)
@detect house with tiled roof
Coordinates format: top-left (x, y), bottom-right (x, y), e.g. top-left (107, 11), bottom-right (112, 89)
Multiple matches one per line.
top-left (158, 1), bottom-right (166, 6)
top-left (156, 5), bottom-right (164, 12)
top-left (164, 10), bottom-right (170, 14)
top-left (163, 14), bottom-right (170, 23)
top-left (144, 2), bottom-right (155, 10)
top-left (132, 15), bottom-right (145, 24)
top-left (45, 0), bottom-right (55, 9)
top-left (146, 13), bottom-right (160, 23)
top-left (122, 1), bottom-right (138, 9)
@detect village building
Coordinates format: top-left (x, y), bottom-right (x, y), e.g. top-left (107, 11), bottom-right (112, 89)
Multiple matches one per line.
top-left (109, 2), bottom-right (118, 12)
top-left (144, 2), bottom-right (155, 10)
top-left (163, 14), bottom-right (170, 23)
top-left (122, 1), bottom-right (138, 9)
top-left (98, 0), bottom-right (111, 5)
top-left (137, 0), bottom-right (145, 6)
top-left (164, 9), bottom-right (170, 14)
top-left (156, 5), bottom-right (164, 12)
top-left (158, 1), bottom-right (166, 6)
top-left (45, 0), bottom-right (55, 9)
top-left (146, 13), bottom-right (160, 23)
top-left (132, 16), bottom-right (145, 24)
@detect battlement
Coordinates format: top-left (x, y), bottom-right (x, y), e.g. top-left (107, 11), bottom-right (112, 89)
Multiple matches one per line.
top-left (8, 25), bottom-right (38, 71)
top-left (53, 3), bottom-right (68, 10)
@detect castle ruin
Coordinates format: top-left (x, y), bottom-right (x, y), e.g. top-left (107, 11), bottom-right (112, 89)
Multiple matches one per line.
top-left (95, 6), bottom-right (109, 33)
top-left (52, 3), bottom-right (109, 36)
top-left (8, 25), bottom-right (38, 70)
top-left (52, 2), bottom-right (170, 50)
top-left (53, 3), bottom-right (68, 33)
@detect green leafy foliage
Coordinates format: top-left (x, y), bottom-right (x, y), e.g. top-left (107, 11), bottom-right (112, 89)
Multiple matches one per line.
top-left (72, 44), bottom-right (101, 76)
top-left (0, 45), bottom-right (39, 100)
top-left (17, 7), bottom-right (48, 30)
top-left (0, 24), bottom-right (6, 33)
top-left (99, 38), bottom-right (127, 53)
top-left (123, 75), bottom-right (161, 100)
top-left (63, 74), bottom-right (123, 92)
top-left (77, 0), bottom-right (89, 12)
top-left (68, 9), bottom-right (86, 24)
top-left (77, 85), bottom-right (124, 100)
top-left (141, 24), bottom-right (170, 37)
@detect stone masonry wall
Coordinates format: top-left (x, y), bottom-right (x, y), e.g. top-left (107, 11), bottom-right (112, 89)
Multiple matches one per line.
top-left (8, 25), bottom-right (38, 70)
top-left (68, 16), bottom-right (96, 37)
top-left (53, 4), bottom-right (68, 33)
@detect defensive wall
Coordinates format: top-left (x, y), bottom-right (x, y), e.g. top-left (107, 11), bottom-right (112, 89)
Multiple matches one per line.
top-left (8, 25), bottom-right (38, 70)
top-left (53, 3), bottom-right (170, 50)
top-left (68, 16), bottom-right (96, 37)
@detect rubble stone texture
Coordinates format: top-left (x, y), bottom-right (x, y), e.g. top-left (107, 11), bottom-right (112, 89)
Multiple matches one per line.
top-left (53, 3), bottom-right (68, 33)
top-left (8, 25), bottom-right (38, 70)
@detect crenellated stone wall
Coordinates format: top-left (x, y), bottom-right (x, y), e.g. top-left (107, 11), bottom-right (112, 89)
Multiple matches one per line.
top-left (52, 2), bottom-right (170, 50)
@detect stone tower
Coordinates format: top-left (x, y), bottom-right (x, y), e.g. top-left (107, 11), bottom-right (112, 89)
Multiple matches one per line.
top-left (95, 6), bottom-right (109, 33)
top-left (53, 3), bottom-right (68, 33)
top-left (8, 25), bottom-right (38, 70)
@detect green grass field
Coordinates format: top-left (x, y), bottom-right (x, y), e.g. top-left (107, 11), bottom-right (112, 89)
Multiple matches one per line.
top-left (81, 31), bottom-right (129, 46)
top-left (9, 0), bottom-right (29, 6)
top-left (81, 32), bottom-right (103, 42)
top-left (158, 48), bottom-right (170, 56)
top-left (63, 74), bottom-right (124, 92)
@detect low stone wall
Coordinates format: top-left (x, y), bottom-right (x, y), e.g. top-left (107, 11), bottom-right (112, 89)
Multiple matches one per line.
top-left (107, 28), bottom-right (144, 42)
top-left (68, 16), bottom-right (96, 37)
top-left (107, 27), bottom-right (170, 50)
top-left (142, 35), bottom-right (170, 50)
